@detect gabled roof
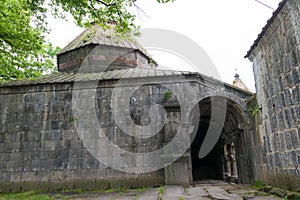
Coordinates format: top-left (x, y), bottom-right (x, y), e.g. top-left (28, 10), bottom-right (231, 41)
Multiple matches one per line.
top-left (245, 0), bottom-right (288, 58)
top-left (58, 23), bottom-right (156, 64)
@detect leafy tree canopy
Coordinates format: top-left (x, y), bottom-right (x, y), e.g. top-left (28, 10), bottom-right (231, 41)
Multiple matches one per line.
top-left (28, 0), bottom-right (176, 33)
top-left (1, 0), bottom-right (174, 82)
top-left (1, 0), bottom-right (60, 82)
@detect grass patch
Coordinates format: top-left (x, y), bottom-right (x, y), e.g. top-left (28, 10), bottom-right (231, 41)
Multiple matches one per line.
top-left (260, 170), bottom-right (300, 192)
top-left (252, 180), bottom-right (266, 190)
top-left (104, 187), bottom-right (126, 194)
top-left (0, 191), bottom-right (53, 200)
top-left (0, 187), bottom-right (148, 200)
top-left (53, 194), bottom-right (62, 198)
top-left (159, 186), bottom-right (165, 195)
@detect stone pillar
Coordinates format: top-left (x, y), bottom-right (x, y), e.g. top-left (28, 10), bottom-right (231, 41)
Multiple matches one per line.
top-left (163, 111), bottom-right (190, 187)
top-left (164, 154), bottom-right (190, 187)
top-left (224, 144), bottom-right (231, 180)
top-left (230, 142), bottom-right (238, 182)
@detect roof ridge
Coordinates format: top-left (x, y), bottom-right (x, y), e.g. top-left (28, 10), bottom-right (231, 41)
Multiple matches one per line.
top-left (245, 0), bottom-right (288, 58)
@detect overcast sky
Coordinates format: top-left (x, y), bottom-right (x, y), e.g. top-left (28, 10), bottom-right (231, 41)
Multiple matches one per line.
top-left (47, 0), bottom-right (282, 92)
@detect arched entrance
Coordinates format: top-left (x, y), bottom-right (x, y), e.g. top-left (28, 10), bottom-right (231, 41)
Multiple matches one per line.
top-left (190, 96), bottom-right (249, 183)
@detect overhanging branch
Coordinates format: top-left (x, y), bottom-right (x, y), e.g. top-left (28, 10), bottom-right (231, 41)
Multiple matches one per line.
top-left (133, 0), bottom-right (150, 19)
top-left (94, 0), bottom-right (116, 7)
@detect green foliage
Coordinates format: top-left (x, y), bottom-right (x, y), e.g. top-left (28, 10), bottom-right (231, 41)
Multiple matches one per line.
top-left (53, 194), bottom-right (62, 198)
top-left (68, 117), bottom-right (77, 123)
top-left (248, 105), bottom-right (259, 116)
top-left (252, 180), bottom-right (266, 190)
top-left (25, 0), bottom-right (176, 34)
top-left (247, 95), bottom-right (259, 116)
top-left (164, 90), bottom-right (172, 100)
top-left (0, 191), bottom-right (52, 200)
top-left (0, 0), bottom-right (60, 82)
top-left (270, 173), bottom-right (300, 192)
top-left (159, 186), bottom-right (165, 195)
top-left (0, 187), bottom-right (148, 200)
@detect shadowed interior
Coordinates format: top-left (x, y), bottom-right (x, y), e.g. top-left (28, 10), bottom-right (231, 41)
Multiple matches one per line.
top-left (191, 97), bottom-right (245, 182)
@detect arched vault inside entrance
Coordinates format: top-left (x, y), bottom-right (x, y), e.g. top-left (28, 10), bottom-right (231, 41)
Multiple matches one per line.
top-left (190, 96), bottom-right (247, 183)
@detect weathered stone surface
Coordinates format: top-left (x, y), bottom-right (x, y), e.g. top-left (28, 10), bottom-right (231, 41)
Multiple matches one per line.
top-left (137, 196), bottom-right (158, 200)
top-left (247, 0), bottom-right (300, 179)
top-left (184, 197), bottom-right (210, 200)
top-left (74, 179), bottom-right (96, 191)
top-left (205, 187), bottom-right (242, 200)
top-left (243, 196), bottom-right (282, 200)
top-left (164, 185), bottom-right (184, 196)
top-left (137, 188), bottom-right (159, 200)
top-left (185, 187), bottom-right (208, 197)
top-left (165, 162), bottom-right (189, 187)
top-left (269, 187), bottom-right (287, 198)
top-left (0, 52), bottom-right (260, 192)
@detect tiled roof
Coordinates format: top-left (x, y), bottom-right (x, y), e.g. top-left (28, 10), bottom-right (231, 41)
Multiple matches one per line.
top-left (245, 0), bottom-right (288, 58)
top-left (0, 69), bottom-right (253, 94)
top-left (0, 69), bottom-right (188, 87)
top-left (58, 24), bottom-right (157, 64)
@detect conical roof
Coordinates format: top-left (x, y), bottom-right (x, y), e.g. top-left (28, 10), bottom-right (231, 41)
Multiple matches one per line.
top-left (58, 23), bottom-right (155, 63)
top-left (57, 23), bottom-right (157, 73)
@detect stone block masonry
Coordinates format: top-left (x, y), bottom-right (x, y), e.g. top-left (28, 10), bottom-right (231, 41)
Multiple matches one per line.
top-left (0, 83), bottom-right (166, 192)
top-left (0, 72), bottom-right (253, 192)
top-left (247, 0), bottom-right (300, 178)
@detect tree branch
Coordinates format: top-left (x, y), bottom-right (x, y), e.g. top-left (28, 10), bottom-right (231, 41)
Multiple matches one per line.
top-left (89, 0), bottom-right (98, 11)
top-left (94, 0), bottom-right (116, 7)
top-left (89, 0), bottom-right (123, 28)
top-left (133, 1), bottom-right (150, 19)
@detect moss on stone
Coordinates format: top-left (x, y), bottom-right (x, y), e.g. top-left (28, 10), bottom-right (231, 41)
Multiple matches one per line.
top-left (0, 183), bottom-right (12, 193)
top-left (137, 177), bottom-right (148, 188)
top-left (74, 179), bottom-right (95, 191)
top-left (109, 178), bottom-right (123, 189)
top-left (95, 179), bottom-right (110, 190)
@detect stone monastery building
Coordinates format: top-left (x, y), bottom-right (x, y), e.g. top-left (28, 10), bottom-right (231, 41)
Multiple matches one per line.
top-left (0, 0), bottom-right (299, 192)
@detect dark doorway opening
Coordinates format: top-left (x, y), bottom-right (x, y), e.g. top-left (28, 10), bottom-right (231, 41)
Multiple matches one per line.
top-left (191, 122), bottom-right (223, 180)
top-left (190, 96), bottom-right (247, 183)
top-left (190, 97), bottom-right (223, 181)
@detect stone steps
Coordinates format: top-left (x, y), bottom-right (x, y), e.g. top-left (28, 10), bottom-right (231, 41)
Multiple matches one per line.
top-left (135, 184), bottom-right (282, 200)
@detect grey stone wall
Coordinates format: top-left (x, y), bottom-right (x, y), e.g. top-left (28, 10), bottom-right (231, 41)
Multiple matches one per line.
top-left (248, 0), bottom-right (300, 177)
top-left (244, 95), bottom-right (265, 182)
top-left (0, 82), bottom-right (166, 193)
top-left (0, 72), bottom-right (253, 192)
